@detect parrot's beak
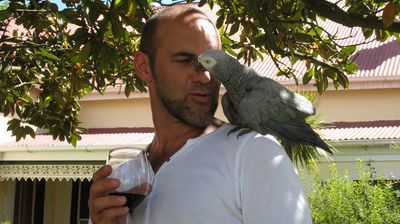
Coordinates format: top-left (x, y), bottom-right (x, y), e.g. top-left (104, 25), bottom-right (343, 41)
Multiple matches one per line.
top-left (195, 60), bottom-right (206, 72)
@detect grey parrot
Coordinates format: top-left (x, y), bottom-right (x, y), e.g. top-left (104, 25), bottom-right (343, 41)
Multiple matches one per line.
top-left (197, 49), bottom-right (332, 154)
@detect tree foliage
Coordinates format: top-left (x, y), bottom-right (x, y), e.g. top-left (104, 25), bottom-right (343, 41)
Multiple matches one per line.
top-left (308, 161), bottom-right (400, 223)
top-left (1, 0), bottom-right (399, 145)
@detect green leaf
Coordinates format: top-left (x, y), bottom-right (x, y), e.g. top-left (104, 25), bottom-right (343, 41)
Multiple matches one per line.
top-left (7, 119), bottom-right (20, 132)
top-left (37, 48), bottom-right (59, 60)
top-left (114, 0), bottom-right (125, 9)
top-left (124, 84), bottom-right (132, 97)
top-left (0, 10), bottom-right (12, 21)
top-left (70, 28), bottom-right (90, 46)
top-left (3, 65), bottom-right (11, 74)
top-left (70, 131), bottom-right (82, 147)
top-left (79, 41), bottom-right (92, 63)
top-left (198, 0), bottom-right (207, 7)
top-left (308, 27), bottom-right (323, 36)
top-left (88, 5), bottom-right (101, 24)
top-left (60, 8), bottom-right (85, 26)
top-left (325, 69), bottom-right (338, 80)
top-left (362, 28), bottom-right (374, 39)
top-left (303, 67), bottom-right (315, 85)
top-left (110, 17), bottom-right (125, 40)
top-left (71, 55), bottom-right (80, 64)
top-left (16, 105), bottom-right (22, 118)
top-left (97, 49), bottom-right (110, 73)
top-left (290, 56), bottom-right (299, 65)
top-left (337, 73), bottom-right (349, 89)
top-left (292, 33), bottom-right (314, 42)
top-left (341, 45), bottom-right (357, 57)
top-left (345, 62), bottom-right (359, 74)
top-left (229, 22), bottom-right (240, 36)
top-left (209, 0), bottom-right (214, 9)
top-left (44, 95), bottom-right (53, 107)
top-left (216, 12), bottom-right (225, 29)
top-left (25, 126), bottom-right (35, 138)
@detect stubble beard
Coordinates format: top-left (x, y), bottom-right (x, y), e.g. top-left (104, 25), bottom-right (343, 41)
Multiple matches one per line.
top-left (153, 72), bottom-right (219, 128)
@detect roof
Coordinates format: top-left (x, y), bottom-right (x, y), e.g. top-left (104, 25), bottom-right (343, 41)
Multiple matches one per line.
top-left (320, 120), bottom-right (400, 142)
top-left (1, 121), bottom-right (399, 150)
top-left (0, 131), bottom-right (154, 150)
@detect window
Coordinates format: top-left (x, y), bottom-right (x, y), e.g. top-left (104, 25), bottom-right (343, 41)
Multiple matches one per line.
top-left (70, 179), bottom-right (91, 224)
top-left (13, 179), bottom-right (45, 224)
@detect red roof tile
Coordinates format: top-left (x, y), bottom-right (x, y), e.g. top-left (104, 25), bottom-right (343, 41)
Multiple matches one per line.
top-left (86, 127), bottom-right (155, 134)
top-left (1, 120), bottom-right (400, 149)
top-left (325, 120), bottom-right (400, 128)
top-left (0, 132), bottom-right (154, 148)
top-left (320, 120), bottom-right (400, 141)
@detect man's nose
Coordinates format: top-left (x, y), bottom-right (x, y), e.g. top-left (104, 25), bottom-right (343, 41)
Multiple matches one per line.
top-left (192, 64), bottom-right (211, 83)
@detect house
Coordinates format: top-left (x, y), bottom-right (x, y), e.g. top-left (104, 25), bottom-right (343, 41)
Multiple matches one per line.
top-left (1, 3), bottom-right (400, 224)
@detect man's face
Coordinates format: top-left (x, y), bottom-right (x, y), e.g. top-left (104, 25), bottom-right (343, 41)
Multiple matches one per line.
top-left (151, 14), bottom-right (221, 128)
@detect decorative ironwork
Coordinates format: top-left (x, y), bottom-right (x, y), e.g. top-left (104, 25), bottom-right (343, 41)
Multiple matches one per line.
top-left (0, 164), bottom-right (103, 181)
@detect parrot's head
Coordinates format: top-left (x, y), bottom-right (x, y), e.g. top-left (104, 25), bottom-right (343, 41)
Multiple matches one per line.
top-left (197, 50), bottom-right (237, 82)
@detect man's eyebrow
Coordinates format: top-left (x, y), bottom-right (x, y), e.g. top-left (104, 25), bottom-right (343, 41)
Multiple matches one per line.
top-left (170, 51), bottom-right (196, 58)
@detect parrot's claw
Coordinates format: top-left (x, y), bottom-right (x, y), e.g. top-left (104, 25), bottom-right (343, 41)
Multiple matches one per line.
top-left (227, 127), bottom-right (252, 138)
top-left (227, 126), bottom-right (242, 135)
top-left (237, 129), bottom-right (252, 138)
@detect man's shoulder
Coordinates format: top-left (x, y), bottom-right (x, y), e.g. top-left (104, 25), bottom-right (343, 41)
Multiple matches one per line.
top-left (216, 123), bottom-right (281, 143)
top-left (204, 123), bottom-right (284, 157)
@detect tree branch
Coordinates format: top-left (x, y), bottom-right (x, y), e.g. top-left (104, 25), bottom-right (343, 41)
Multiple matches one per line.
top-left (301, 0), bottom-right (400, 33)
top-left (272, 46), bottom-right (344, 76)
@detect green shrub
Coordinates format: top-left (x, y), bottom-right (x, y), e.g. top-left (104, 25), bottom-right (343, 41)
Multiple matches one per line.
top-left (307, 161), bottom-right (400, 224)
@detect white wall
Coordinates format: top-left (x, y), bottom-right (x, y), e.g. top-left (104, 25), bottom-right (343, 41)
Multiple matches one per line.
top-left (79, 96), bottom-right (228, 128)
top-left (316, 88), bottom-right (400, 122)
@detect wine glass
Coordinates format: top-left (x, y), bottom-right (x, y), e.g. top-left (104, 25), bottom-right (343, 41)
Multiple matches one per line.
top-left (107, 147), bottom-right (153, 222)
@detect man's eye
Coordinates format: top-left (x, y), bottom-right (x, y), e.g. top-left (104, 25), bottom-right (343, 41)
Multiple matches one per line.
top-left (175, 58), bottom-right (193, 63)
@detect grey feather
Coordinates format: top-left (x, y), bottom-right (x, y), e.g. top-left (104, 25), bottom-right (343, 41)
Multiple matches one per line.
top-left (198, 49), bottom-right (331, 154)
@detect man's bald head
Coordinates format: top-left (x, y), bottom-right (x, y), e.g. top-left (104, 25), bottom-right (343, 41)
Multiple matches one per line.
top-left (139, 6), bottom-right (218, 64)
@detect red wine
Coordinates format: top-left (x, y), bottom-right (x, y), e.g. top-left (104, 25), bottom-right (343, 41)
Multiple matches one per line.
top-left (110, 192), bottom-right (146, 210)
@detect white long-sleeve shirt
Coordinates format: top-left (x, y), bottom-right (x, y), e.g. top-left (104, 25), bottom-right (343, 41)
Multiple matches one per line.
top-left (131, 123), bottom-right (312, 224)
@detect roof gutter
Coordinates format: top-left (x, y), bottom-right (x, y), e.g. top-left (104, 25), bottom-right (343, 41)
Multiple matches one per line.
top-left (0, 143), bottom-right (150, 152)
top-left (329, 139), bottom-right (400, 147)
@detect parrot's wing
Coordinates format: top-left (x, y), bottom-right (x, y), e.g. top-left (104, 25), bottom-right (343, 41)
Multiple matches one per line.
top-left (291, 92), bottom-right (315, 117)
top-left (235, 76), bottom-right (312, 133)
top-left (235, 76), bottom-right (330, 152)
top-left (261, 119), bottom-right (331, 153)
top-left (221, 93), bottom-right (242, 125)
top-left (261, 78), bottom-right (315, 118)
top-left (261, 119), bottom-right (314, 141)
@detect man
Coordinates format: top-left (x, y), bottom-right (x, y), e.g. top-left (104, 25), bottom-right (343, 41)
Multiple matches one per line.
top-left (88, 5), bottom-right (312, 224)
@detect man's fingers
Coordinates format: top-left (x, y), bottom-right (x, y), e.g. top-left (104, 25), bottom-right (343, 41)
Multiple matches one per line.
top-left (90, 177), bottom-right (120, 198)
top-left (92, 165), bottom-right (112, 182)
top-left (90, 195), bottom-right (128, 223)
top-left (92, 205), bottom-right (129, 224)
top-left (101, 206), bottom-right (129, 220)
top-left (92, 195), bottom-right (127, 213)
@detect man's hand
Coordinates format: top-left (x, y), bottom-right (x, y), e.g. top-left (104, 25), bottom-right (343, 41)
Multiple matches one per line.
top-left (88, 165), bottom-right (129, 224)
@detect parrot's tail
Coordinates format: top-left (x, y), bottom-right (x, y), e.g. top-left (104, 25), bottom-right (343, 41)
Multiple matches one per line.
top-left (313, 135), bottom-right (332, 154)
top-left (267, 121), bottom-right (332, 154)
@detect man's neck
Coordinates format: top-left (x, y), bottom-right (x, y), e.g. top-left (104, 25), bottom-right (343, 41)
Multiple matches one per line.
top-left (147, 118), bottom-right (224, 172)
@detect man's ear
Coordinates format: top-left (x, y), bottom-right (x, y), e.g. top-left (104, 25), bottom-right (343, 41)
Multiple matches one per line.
top-left (134, 51), bottom-right (153, 82)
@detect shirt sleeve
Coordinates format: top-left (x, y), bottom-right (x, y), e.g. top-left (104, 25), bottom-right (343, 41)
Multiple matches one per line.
top-left (237, 134), bottom-right (312, 224)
